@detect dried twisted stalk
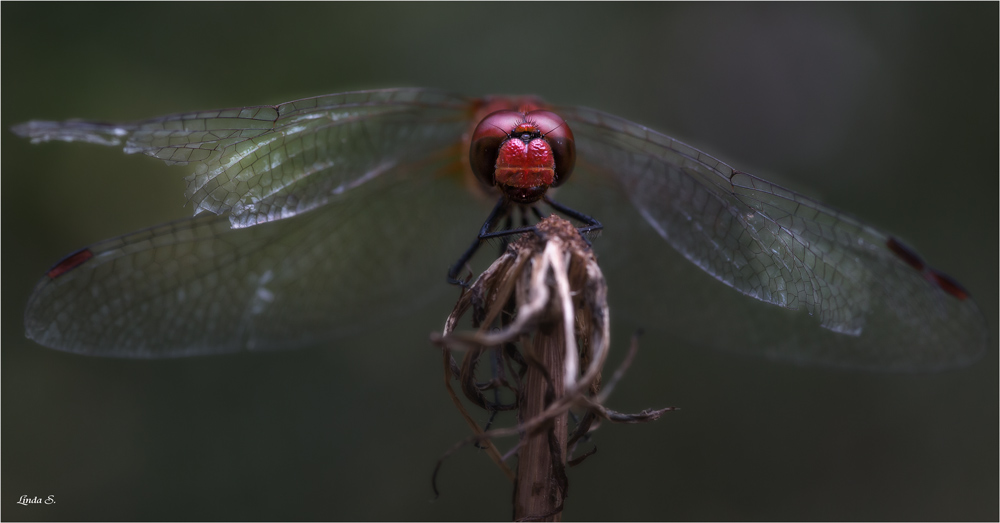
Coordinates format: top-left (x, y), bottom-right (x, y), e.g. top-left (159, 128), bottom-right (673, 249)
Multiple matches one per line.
top-left (431, 216), bottom-right (674, 521)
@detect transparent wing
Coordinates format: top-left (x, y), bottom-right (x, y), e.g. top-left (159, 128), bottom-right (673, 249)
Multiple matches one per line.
top-left (17, 89), bottom-right (488, 357)
top-left (556, 105), bottom-right (988, 370)
top-left (24, 160), bottom-right (486, 357)
top-left (12, 88), bottom-right (474, 228)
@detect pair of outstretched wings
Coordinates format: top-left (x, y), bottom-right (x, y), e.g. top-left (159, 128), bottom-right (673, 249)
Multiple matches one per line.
top-left (12, 88), bottom-right (987, 368)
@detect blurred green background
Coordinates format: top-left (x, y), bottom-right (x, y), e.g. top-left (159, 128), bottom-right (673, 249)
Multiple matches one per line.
top-left (3, 3), bottom-right (996, 520)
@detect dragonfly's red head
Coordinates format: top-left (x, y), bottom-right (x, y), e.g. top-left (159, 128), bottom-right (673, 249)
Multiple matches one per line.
top-left (469, 109), bottom-right (575, 204)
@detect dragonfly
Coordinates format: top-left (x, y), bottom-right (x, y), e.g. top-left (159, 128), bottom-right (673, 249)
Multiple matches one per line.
top-left (11, 88), bottom-right (988, 369)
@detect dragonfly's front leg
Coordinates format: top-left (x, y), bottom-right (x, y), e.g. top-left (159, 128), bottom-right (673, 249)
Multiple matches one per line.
top-left (448, 197), bottom-right (513, 286)
top-left (543, 195), bottom-right (603, 246)
top-left (447, 196), bottom-right (604, 287)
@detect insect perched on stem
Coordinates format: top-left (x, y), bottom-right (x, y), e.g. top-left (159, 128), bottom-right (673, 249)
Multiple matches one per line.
top-left (11, 88), bottom-right (988, 370)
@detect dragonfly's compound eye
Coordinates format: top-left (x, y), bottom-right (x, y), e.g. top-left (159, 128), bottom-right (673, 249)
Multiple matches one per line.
top-left (469, 110), bottom-right (525, 187)
top-left (525, 110), bottom-right (575, 187)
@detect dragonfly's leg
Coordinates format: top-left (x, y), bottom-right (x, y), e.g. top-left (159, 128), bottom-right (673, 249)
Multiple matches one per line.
top-left (448, 198), bottom-right (582, 286)
top-left (496, 206), bottom-right (537, 256)
top-left (448, 197), bottom-right (512, 286)
top-left (542, 195), bottom-right (604, 245)
top-left (476, 206), bottom-right (544, 243)
top-left (497, 212), bottom-right (516, 255)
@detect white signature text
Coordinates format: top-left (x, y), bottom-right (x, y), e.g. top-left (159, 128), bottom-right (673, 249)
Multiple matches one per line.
top-left (17, 495), bottom-right (55, 505)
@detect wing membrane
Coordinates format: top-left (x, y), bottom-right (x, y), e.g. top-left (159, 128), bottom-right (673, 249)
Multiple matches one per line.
top-left (17, 89), bottom-right (485, 356)
top-left (24, 160), bottom-right (485, 357)
top-left (557, 105), bottom-right (987, 369)
top-left (12, 89), bottom-right (473, 228)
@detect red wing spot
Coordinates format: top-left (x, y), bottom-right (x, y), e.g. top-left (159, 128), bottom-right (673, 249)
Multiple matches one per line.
top-left (46, 248), bottom-right (94, 279)
top-left (886, 237), bottom-right (925, 271)
top-left (928, 270), bottom-right (970, 301)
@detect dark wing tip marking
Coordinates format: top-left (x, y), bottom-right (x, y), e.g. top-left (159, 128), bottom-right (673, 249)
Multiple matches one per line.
top-left (927, 269), bottom-right (970, 301)
top-left (46, 248), bottom-right (94, 279)
top-left (886, 237), bottom-right (925, 271)
top-left (887, 237), bottom-right (970, 301)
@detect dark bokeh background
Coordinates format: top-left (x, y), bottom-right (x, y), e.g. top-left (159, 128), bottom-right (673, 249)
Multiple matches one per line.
top-left (3, 3), bottom-right (997, 521)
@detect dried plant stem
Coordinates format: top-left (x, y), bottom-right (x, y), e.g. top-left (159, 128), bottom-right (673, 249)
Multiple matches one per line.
top-left (514, 323), bottom-right (568, 522)
top-left (432, 216), bottom-right (674, 520)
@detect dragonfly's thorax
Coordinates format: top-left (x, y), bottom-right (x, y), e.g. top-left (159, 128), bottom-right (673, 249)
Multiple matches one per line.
top-left (469, 108), bottom-right (576, 204)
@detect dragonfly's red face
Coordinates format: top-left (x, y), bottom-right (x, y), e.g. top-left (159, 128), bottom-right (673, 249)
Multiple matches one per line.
top-left (469, 109), bottom-right (575, 204)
